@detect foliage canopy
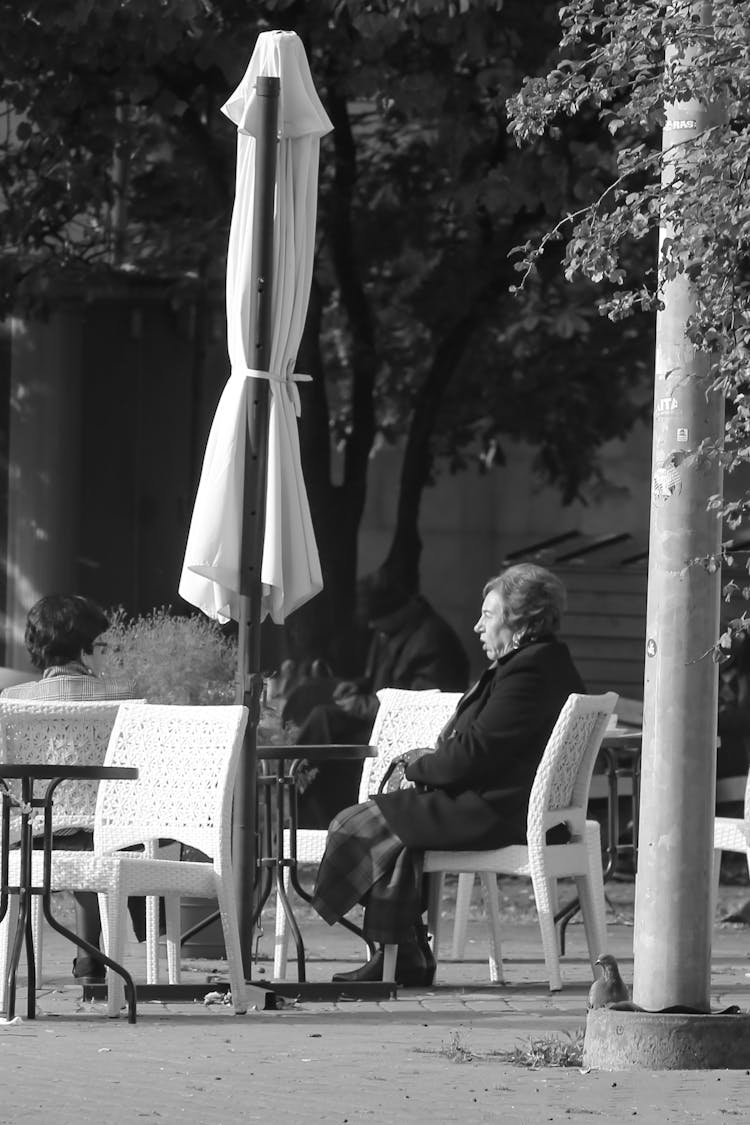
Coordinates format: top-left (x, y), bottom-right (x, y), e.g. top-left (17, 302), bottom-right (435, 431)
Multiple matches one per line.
top-left (0, 0), bottom-right (656, 656)
top-left (508, 1), bottom-right (750, 561)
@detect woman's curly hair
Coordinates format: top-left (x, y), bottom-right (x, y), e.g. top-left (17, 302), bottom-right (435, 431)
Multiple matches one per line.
top-left (483, 564), bottom-right (566, 647)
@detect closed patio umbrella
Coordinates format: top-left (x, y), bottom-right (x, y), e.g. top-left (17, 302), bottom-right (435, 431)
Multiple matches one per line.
top-left (179, 30), bottom-right (332, 969)
top-left (179, 30), bottom-right (330, 624)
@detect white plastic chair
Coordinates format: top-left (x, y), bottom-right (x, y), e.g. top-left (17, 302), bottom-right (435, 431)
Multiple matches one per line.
top-left (713, 769), bottom-right (750, 918)
top-left (273, 688), bottom-right (462, 978)
top-left (0, 698), bottom-right (139, 1010)
top-left (382, 691), bottom-right (618, 991)
top-left (3, 703), bottom-right (250, 1017)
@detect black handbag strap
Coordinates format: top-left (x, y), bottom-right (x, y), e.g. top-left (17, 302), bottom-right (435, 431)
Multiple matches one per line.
top-left (377, 758), bottom-right (404, 795)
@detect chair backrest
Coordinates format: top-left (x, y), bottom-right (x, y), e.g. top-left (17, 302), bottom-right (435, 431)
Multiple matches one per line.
top-left (0, 698), bottom-right (140, 834)
top-left (360, 688), bottom-right (464, 801)
top-left (95, 703), bottom-right (248, 867)
top-left (527, 691), bottom-right (619, 843)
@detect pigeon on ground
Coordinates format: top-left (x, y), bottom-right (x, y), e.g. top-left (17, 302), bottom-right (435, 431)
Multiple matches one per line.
top-left (587, 953), bottom-right (630, 1009)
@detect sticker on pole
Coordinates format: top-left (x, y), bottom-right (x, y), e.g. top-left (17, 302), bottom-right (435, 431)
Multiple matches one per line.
top-left (655, 396), bottom-right (678, 415)
top-left (652, 451), bottom-right (686, 502)
top-left (652, 464), bottom-right (682, 501)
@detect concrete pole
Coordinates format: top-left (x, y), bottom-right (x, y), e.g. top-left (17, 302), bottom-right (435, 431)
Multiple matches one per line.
top-left (633, 2), bottom-right (724, 1011)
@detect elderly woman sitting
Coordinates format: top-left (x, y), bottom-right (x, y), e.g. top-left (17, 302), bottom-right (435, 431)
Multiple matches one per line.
top-left (311, 563), bottom-right (585, 986)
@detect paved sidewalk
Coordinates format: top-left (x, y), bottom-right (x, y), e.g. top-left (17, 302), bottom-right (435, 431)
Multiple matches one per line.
top-left (3, 881), bottom-right (750, 1124)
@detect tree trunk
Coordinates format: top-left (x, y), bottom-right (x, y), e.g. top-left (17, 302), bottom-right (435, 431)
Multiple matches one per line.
top-left (384, 258), bottom-right (517, 589)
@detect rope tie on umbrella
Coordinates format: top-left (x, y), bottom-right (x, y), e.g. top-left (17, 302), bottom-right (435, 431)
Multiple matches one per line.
top-left (240, 358), bottom-right (312, 415)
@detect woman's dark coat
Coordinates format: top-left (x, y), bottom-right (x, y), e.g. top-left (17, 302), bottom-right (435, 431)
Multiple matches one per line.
top-left (373, 638), bottom-right (585, 851)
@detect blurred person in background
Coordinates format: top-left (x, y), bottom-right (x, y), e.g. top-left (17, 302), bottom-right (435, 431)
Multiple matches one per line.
top-left (294, 575), bottom-right (470, 828)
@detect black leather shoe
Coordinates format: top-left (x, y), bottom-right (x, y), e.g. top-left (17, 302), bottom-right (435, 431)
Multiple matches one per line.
top-left (72, 956), bottom-right (106, 984)
top-left (332, 942), bottom-right (433, 988)
top-left (332, 951), bottom-right (386, 984)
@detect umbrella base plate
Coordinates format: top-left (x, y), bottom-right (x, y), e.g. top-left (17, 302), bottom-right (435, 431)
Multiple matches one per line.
top-left (82, 978), bottom-right (397, 1009)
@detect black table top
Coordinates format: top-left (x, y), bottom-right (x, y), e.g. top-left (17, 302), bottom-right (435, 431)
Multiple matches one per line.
top-left (256, 743), bottom-right (377, 764)
top-left (0, 764), bottom-right (139, 781)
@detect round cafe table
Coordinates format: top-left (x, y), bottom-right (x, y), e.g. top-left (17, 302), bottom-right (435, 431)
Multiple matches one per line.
top-left (0, 763), bottom-right (139, 1023)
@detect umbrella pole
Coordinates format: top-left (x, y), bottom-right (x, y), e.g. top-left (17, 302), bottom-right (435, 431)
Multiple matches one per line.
top-left (234, 74), bottom-right (280, 976)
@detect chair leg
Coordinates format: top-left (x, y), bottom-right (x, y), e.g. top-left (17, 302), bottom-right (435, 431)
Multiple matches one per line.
top-left (576, 825), bottom-right (608, 975)
top-left (426, 872), bottom-right (444, 977)
top-left (215, 883), bottom-right (247, 1014)
top-left (529, 865), bottom-right (563, 992)
top-left (164, 895), bottom-right (182, 983)
top-left (451, 873), bottom-right (474, 961)
top-left (104, 893), bottom-right (126, 1018)
top-left (382, 943), bottom-right (397, 981)
top-left (31, 896), bottom-right (43, 983)
top-left (98, 891), bottom-right (110, 961)
top-left (145, 894), bottom-right (160, 985)
top-left (273, 868), bottom-right (291, 980)
top-left (0, 896), bottom-right (18, 1013)
top-left (546, 877), bottom-right (563, 955)
top-left (712, 847), bottom-right (723, 926)
top-left (479, 873), bottom-right (505, 983)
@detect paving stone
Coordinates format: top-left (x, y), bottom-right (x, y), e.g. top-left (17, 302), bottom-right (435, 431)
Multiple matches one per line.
top-left (1, 884), bottom-right (750, 1122)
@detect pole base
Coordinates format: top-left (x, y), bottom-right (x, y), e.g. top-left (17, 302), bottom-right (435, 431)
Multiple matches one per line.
top-left (584, 1008), bottom-right (750, 1070)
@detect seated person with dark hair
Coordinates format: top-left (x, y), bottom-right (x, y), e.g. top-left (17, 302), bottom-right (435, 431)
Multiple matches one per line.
top-left (294, 575), bottom-right (471, 828)
top-left (2, 594), bottom-right (140, 984)
top-left (3, 594), bottom-right (135, 703)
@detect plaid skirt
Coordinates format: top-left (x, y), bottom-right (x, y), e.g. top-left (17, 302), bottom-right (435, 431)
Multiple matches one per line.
top-left (311, 800), bottom-right (424, 944)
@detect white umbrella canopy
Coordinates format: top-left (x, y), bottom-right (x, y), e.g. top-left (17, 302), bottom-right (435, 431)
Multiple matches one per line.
top-left (179, 30), bottom-right (331, 625)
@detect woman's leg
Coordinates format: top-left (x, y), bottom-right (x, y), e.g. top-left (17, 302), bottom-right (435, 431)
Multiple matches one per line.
top-left (72, 891), bottom-right (105, 979)
top-left (312, 800), bottom-right (432, 984)
top-left (312, 801), bottom-right (407, 930)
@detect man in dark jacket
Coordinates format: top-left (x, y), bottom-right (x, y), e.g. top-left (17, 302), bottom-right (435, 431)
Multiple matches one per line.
top-left (295, 577), bottom-right (470, 827)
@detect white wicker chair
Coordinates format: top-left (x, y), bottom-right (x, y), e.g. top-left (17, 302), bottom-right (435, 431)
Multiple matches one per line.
top-left (273, 688), bottom-right (462, 979)
top-left (713, 769), bottom-right (750, 916)
top-left (0, 698), bottom-right (139, 1011)
top-left (381, 691), bottom-right (618, 991)
top-left (3, 703), bottom-right (249, 1017)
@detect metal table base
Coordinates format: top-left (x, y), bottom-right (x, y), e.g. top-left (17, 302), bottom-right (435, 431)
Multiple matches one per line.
top-left (83, 977), bottom-right (397, 1007)
top-left (0, 763), bottom-right (139, 1023)
top-left (253, 744), bottom-right (386, 999)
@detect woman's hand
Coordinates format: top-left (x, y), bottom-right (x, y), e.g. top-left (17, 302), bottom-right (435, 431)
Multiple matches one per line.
top-left (332, 680), bottom-right (358, 702)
